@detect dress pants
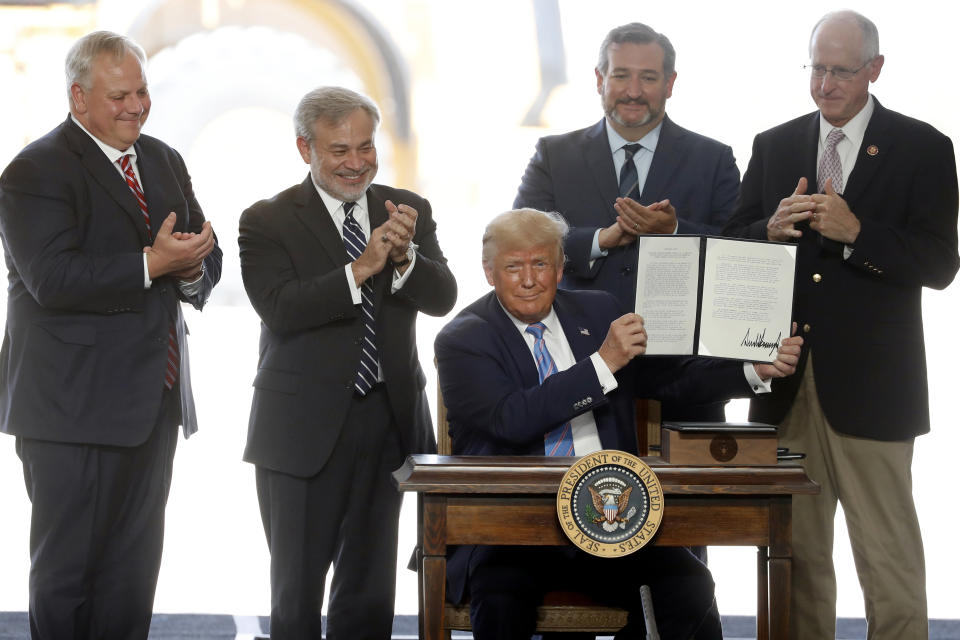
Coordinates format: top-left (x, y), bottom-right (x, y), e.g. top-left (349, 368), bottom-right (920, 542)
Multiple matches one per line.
top-left (465, 545), bottom-right (722, 640)
top-left (779, 354), bottom-right (927, 640)
top-left (16, 387), bottom-right (180, 640)
top-left (257, 384), bottom-right (405, 640)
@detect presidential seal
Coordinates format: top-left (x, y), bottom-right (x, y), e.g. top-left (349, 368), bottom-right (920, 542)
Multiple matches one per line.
top-left (556, 450), bottom-right (663, 558)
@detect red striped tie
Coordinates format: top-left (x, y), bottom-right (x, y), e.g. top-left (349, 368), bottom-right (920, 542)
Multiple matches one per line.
top-left (118, 154), bottom-right (180, 389)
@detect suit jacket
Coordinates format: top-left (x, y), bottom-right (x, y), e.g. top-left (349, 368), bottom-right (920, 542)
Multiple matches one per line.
top-left (513, 115), bottom-right (740, 309)
top-left (723, 99), bottom-right (959, 440)
top-left (435, 288), bottom-right (754, 602)
top-left (0, 116), bottom-right (221, 446)
top-left (239, 176), bottom-right (457, 477)
top-left (513, 116), bottom-right (740, 421)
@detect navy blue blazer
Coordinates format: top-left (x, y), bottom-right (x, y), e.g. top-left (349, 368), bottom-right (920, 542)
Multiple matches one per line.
top-left (0, 115), bottom-right (221, 445)
top-left (723, 99), bottom-right (959, 440)
top-left (513, 116), bottom-right (740, 310)
top-left (435, 288), bottom-right (753, 602)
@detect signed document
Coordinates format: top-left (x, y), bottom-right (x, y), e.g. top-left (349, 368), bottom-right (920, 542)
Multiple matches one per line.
top-left (633, 235), bottom-right (796, 362)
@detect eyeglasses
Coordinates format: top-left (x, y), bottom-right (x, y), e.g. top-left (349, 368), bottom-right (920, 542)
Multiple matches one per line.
top-left (804, 61), bottom-right (872, 81)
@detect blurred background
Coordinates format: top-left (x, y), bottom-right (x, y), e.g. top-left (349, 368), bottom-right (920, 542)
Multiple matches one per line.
top-left (0, 0), bottom-right (957, 624)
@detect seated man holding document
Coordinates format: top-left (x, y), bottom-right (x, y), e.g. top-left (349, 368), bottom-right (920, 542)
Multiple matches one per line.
top-left (434, 208), bottom-right (802, 640)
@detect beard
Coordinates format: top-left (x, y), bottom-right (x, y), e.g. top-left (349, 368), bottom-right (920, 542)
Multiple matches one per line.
top-left (309, 152), bottom-right (377, 202)
top-left (605, 97), bottom-right (661, 130)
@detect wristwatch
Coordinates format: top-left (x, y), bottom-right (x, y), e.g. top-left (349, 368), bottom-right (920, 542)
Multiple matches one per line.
top-left (391, 246), bottom-right (415, 269)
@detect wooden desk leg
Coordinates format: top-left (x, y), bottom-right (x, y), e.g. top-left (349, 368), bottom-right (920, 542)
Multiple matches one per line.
top-left (422, 555), bottom-right (446, 640)
top-left (421, 496), bottom-right (448, 640)
top-left (768, 498), bottom-right (793, 640)
top-left (757, 546), bottom-right (769, 640)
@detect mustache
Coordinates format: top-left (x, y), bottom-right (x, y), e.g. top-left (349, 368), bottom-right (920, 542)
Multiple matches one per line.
top-left (616, 98), bottom-right (649, 106)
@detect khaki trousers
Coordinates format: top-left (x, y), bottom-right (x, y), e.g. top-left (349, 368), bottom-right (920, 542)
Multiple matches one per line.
top-left (779, 354), bottom-right (927, 640)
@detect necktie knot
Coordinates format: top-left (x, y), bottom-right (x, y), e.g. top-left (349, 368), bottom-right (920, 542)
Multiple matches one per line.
top-left (622, 143), bottom-right (642, 161)
top-left (343, 201), bottom-right (356, 217)
top-left (825, 128), bottom-right (845, 149)
top-left (525, 322), bottom-right (547, 341)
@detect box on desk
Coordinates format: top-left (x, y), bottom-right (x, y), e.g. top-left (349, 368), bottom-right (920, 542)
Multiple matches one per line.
top-left (660, 422), bottom-right (778, 466)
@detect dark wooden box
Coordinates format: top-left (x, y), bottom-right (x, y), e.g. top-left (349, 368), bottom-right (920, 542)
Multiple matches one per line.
top-left (660, 422), bottom-right (778, 466)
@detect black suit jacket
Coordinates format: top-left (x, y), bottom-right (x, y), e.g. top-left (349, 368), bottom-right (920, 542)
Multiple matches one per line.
top-left (514, 116), bottom-right (741, 421)
top-left (723, 99), bottom-right (959, 440)
top-left (435, 288), bottom-right (755, 602)
top-left (239, 176), bottom-right (457, 477)
top-left (0, 116), bottom-right (221, 446)
top-left (513, 116), bottom-right (740, 309)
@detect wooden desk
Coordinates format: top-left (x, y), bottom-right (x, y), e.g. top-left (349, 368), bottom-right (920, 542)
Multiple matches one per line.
top-left (393, 455), bottom-right (818, 640)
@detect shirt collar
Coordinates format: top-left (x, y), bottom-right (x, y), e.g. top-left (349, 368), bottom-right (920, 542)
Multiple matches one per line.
top-left (605, 118), bottom-right (663, 156)
top-left (818, 94), bottom-right (874, 149)
top-left (70, 114), bottom-right (135, 166)
top-left (310, 174), bottom-right (369, 221)
top-left (498, 301), bottom-right (561, 339)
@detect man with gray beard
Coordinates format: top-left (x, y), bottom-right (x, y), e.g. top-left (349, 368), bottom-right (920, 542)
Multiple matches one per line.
top-left (238, 86), bottom-right (456, 639)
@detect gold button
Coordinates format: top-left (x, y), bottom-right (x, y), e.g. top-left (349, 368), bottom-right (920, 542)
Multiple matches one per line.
top-left (812, 273), bottom-right (822, 283)
top-left (803, 323), bottom-right (812, 333)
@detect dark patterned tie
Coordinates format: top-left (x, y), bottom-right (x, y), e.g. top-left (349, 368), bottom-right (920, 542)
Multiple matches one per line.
top-left (118, 154), bottom-right (179, 389)
top-left (817, 128), bottom-right (846, 194)
top-left (525, 322), bottom-right (575, 456)
top-left (341, 202), bottom-right (378, 395)
top-left (618, 143), bottom-right (642, 200)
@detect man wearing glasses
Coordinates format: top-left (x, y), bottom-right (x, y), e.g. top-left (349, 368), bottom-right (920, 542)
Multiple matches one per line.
top-left (724, 10), bottom-right (958, 639)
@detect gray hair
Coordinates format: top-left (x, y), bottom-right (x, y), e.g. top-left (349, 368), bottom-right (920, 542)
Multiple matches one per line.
top-left (809, 10), bottom-right (880, 63)
top-left (294, 86), bottom-right (381, 142)
top-left (596, 23), bottom-right (676, 77)
top-left (65, 31), bottom-right (146, 98)
top-left (482, 209), bottom-right (568, 266)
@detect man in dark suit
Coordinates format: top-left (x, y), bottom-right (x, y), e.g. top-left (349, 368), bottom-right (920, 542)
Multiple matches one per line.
top-left (436, 208), bottom-right (801, 640)
top-left (722, 11), bottom-right (958, 639)
top-left (514, 22), bottom-right (740, 422)
top-left (0, 31), bottom-right (221, 640)
top-left (239, 86), bottom-right (457, 639)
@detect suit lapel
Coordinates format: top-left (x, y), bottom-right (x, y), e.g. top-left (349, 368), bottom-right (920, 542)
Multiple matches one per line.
top-left (135, 140), bottom-right (181, 236)
top-left (841, 99), bottom-right (890, 207)
top-left (365, 185), bottom-right (390, 310)
top-left (583, 120), bottom-right (620, 222)
top-left (292, 175), bottom-right (349, 266)
top-left (553, 291), bottom-right (598, 362)
top-left (483, 294), bottom-right (541, 390)
top-left (639, 115), bottom-right (682, 204)
top-left (801, 112), bottom-right (820, 188)
top-left (63, 119), bottom-right (151, 245)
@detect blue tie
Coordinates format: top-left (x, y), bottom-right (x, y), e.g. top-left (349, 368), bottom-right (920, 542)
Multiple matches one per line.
top-left (342, 202), bottom-right (378, 395)
top-left (525, 322), bottom-right (575, 456)
top-left (618, 143), bottom-right (642, 200)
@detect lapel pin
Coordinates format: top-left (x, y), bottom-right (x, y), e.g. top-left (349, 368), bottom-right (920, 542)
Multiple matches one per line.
top-left (579, 328), bottom-right (590, 336)
top-left (866, 144), bottom-right (879, 156)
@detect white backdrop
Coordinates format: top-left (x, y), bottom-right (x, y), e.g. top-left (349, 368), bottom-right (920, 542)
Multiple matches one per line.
top-left (0, 0), bottom-right (957, 622)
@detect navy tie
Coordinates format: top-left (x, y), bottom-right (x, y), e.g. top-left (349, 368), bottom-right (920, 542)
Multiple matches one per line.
top-left (525, 322), bottom-right (575, 456)
top-left (341, 202), bottom-right (378, 395)
top-left (618, 143), bottom-right (642, 200)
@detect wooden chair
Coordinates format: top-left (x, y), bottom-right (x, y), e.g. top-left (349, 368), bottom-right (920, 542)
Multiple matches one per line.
top-left (434, 382), bottom-right (661, 636)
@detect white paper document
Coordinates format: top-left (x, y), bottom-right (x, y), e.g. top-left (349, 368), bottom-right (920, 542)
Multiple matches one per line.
top-left (633, 236), bottom-right (796, 362)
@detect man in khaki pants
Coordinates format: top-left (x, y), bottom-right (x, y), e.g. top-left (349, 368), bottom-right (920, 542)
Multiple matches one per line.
top-left (723, 10), bottom-right (959, 639)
